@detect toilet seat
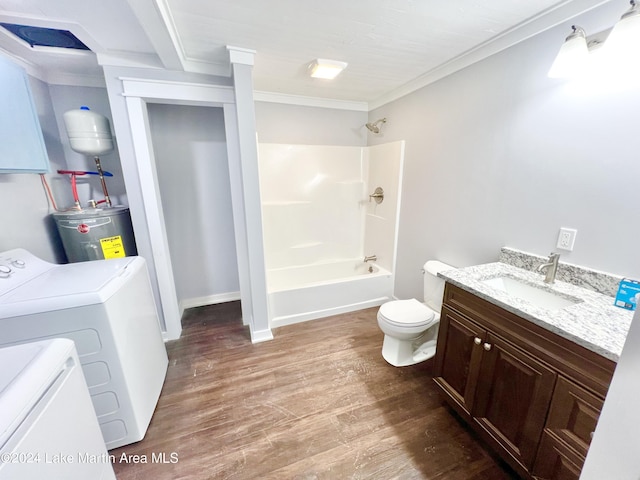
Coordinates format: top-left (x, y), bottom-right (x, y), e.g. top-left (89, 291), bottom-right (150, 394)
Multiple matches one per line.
top-left (378, 299), bottom-right (436, 328)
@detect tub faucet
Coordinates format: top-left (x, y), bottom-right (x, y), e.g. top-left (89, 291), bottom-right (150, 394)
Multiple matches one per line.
top-left (364, 255), bottom-right (377, 263)
top-left (537, 252), bottom-right (560, 284)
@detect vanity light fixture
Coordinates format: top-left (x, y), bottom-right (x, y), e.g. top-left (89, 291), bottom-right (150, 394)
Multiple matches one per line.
top-left (549, 1), bottom-right (640, 78)
top-left (548, 25), bottom-right (589, 78)
top-left (604, 0), bottom-right (640, 54)
top-left (309, 59), bottom-right (348, 79)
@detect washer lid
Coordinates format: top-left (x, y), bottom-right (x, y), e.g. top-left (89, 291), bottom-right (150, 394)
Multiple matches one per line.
top-left (0, 256), bottom-right (143, 317)
top-left (379, 299), bottom-right (435, 326)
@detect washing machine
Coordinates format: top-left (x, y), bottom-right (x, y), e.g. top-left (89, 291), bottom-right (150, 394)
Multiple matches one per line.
top-left (0, 338), bottom-right (116, 480)
top-left (0, 248), bottom-right (168, 450)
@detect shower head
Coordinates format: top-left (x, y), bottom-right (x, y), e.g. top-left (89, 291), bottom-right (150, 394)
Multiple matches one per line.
top-left (365, 118), bottom-right (387, 134)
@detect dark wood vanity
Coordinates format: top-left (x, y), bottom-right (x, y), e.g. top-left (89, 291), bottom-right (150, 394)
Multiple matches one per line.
top-left (433, 283), bottom-right (616, 480)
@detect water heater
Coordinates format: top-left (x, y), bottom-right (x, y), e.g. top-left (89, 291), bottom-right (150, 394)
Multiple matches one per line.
top-left (53, 207), bottom-right (137, 262)
top-left (55, 106), bottom-right (137, 263)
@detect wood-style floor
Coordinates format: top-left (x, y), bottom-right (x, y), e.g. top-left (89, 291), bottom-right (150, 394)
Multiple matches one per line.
top-left (111, 302), bottom-right (517, 480)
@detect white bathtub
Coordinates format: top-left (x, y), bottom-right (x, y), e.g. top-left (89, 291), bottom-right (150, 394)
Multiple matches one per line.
top-left (267, 259), bottom-right (393, 328)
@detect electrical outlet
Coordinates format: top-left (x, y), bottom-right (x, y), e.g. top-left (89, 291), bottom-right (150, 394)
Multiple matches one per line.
top-left (557, 227), bottom-right (577, 251)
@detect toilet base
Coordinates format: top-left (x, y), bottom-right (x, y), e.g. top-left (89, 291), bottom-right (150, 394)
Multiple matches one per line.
top-left (381, 326), bottom-right (439, 367)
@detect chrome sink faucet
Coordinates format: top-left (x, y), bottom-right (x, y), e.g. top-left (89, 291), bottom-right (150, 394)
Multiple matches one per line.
top-left (537, 252), bottom-right (561, 284)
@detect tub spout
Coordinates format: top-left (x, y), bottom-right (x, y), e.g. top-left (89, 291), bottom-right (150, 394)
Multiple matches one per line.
top-left (364, 255), bottom-right (377, 263)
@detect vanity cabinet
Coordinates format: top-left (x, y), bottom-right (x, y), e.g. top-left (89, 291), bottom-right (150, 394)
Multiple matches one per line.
top-left (433, 283), bottom-right (615, 480)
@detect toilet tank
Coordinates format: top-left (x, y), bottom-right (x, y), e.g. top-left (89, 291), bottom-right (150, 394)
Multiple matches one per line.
top-left (423, 260), bottom-right (454, 312)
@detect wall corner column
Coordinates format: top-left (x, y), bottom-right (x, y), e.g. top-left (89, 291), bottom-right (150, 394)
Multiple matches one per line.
top-left (227, 46), bottom-right (272, 343)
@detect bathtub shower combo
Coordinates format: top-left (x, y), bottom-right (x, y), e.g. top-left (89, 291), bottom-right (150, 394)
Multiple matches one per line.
top-left (258, 142), bottom-right (404, 327)
top-left (267, 258), bottom-right (392, 327)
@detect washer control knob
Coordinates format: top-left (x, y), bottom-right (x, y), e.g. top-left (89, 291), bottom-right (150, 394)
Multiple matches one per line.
top-left (11, 259), bottom-right (25, 268)
top-left (0, 265), bottom-right (12, 278)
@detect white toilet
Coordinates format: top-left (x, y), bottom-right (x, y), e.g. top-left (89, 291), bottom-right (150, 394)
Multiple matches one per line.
top-left (377, 260), bottom-right (452, 367)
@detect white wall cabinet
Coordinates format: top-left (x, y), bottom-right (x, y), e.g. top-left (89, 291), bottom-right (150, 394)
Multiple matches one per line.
top-left (0, 56), bottom-right (50, 173)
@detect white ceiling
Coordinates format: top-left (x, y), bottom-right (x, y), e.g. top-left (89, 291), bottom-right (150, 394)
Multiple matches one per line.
top-left (0, 0), bottom-right (609, 106)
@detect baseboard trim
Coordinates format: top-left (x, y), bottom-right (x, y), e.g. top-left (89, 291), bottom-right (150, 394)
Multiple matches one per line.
top-left (250, 328), bottom-right (274, 343)
top-left (179, 292), bottom-right (241, 312)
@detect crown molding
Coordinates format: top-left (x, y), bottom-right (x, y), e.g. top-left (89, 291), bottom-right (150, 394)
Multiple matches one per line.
top-left (181, 57), bottom-right (231, 77)
top-left (45, 71), bottom-right (106, 88)
top-left (96, 51), bottom-right (164, 69)
top-left (369, 0), bottom-right (612, 111)
top-left (254, 91), bottom-right (368, 112)
top-left (0, 47), bottom-right (42, 78)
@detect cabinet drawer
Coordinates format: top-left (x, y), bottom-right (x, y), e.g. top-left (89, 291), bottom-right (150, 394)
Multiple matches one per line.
top-left (544, 376), bottom-right (603, 457)
top-left (533, 432), bottom-right (583, 480)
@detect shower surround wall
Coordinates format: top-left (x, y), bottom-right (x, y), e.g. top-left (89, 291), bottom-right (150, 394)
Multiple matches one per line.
top-left (365, 141), bottom-right (404, 276)
top-left (258, 141), bottom-right (404, 327)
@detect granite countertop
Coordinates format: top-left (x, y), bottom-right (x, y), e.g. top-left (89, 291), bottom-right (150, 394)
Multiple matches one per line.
top-left (439, 262), bottom-right (634, 362)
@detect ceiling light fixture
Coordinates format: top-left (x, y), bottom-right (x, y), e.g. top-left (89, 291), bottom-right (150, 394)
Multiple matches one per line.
top-left (309, 59), bottom-right (348, 79)
top-left (548, 25), bottom-right (589, 78)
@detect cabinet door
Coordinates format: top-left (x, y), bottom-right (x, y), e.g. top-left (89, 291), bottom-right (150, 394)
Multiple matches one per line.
top-left (0, 55), bottom-right (50, 173)
top-left (433, 307), bottom-right (486, 415)
top-left (473, 333), bottom-right (556, 470)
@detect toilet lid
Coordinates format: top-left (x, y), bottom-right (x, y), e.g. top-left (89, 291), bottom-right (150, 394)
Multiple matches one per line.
top-left (379, 299), bottom-right (435, 327)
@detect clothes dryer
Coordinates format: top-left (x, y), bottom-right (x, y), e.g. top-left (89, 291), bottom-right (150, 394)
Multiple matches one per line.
top-left (0, 339), bottom-right (116, 479)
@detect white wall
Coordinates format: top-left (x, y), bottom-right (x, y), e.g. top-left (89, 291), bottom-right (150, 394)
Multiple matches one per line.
top-left (255, 102), bottom-right (368, 146)
top-left (147, 103), bottom-right (239, 306)
top-left (582, 308), bottom-right (640, 479)
top-left (0, 74), bottom-right (68, 262)
top-left (368, 2), bottom-right (640, 300)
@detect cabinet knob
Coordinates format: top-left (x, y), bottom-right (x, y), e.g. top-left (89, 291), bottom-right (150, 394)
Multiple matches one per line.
top-left (474, 337), bottom-right (482, 345)
top-left (483, 343), bottom-right (492, 351)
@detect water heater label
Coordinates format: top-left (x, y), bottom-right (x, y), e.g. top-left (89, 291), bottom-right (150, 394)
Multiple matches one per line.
top-left (100, 235), bottom-right (126, 259)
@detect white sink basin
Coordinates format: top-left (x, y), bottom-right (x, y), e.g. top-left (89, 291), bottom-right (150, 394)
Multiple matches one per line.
top-left (482, 276), bottom-right (581, 310)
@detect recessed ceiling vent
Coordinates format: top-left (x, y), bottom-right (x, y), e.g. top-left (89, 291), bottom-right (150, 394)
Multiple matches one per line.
top-left (0, 23), bottom-right (90, 50)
